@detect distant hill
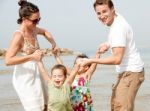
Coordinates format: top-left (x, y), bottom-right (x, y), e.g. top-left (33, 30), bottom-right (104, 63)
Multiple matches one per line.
top-left (0, 48), bottom-right (83, 57)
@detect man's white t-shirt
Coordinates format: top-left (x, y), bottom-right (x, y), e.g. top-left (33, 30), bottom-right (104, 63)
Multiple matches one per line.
top-left (108, 13), bottom-right (144, 73)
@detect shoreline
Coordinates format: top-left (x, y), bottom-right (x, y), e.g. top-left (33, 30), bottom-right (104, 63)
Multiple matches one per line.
top-left (0, 70), bottom-right (12, 75)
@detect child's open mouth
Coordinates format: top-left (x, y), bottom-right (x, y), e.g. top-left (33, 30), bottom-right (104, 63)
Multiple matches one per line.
top-left (55, 81), bottom-right (60, 84)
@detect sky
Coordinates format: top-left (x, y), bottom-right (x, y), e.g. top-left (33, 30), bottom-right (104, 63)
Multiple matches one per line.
top-left (0, 0), bottom-right (150, 53)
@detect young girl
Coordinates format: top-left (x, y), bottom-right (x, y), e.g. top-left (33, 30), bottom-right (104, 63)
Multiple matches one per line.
top-left (70, 51), bottom-right (100, 111)
top-left (38, 55), bottom-right (80, 111)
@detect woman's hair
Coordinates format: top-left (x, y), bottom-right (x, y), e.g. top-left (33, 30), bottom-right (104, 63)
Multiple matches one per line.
top-left (51, 64), bottom-right (67, 78)
top-left (17, 0), bottom-right (39, 24)
top-left (93, 0), bottom-right (114, 9)
top-left (74, 54), bottom-right (91, 67)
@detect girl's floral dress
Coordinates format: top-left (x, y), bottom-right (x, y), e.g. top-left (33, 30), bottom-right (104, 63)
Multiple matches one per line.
top-left (70, 76), bottom-right (94, 111)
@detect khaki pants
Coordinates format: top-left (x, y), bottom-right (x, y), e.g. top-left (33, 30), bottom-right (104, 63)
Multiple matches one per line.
top-left (111, 70), bottom-right (144, 111)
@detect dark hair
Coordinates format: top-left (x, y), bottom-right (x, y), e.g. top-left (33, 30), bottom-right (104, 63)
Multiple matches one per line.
top-left (51, 64), bottom-right (67, 78)
top-left (74, 54), bottom-right (91, 67)
top-left (17, 0), bottom-right (39, 24)
top-left (93, 0), bottom-right (114, 9)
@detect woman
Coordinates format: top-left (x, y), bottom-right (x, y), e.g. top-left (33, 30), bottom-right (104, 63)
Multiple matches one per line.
top-left (5, 0), bottom-right (58, 111)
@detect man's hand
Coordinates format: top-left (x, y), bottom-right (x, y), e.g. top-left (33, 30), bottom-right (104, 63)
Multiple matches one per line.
top-left (80, 58), bottom-right (92, 67)
top-left (98, 42), bottom-right (110, 53)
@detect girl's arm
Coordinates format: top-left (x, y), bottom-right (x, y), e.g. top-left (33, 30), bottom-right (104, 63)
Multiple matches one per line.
top-left (66, 63), bottom-right (80, 86)
top-left (38, 61), bottom-right (51, 83)
top-left (86, 50), bottom-right (101, 80)
top-left (5, 32), bottom-right (43, 66)
top-left (54, 51), bottom-right (63, 64)
top-left (54, 52), bottom-right (72, 74)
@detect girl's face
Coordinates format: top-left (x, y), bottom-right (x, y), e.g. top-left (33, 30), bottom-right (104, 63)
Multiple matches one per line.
top-left (51, 69), bottom-right (66, 88)
top-left (76, 58), bottom-right (89, 74)
top-left (95, 4), bottom-right (115, 26)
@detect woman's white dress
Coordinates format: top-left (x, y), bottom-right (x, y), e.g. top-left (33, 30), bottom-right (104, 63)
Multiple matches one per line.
top-left (12, 30), bottom-right (46, 111)
top-left (13, 61), bottom-right (45, 111)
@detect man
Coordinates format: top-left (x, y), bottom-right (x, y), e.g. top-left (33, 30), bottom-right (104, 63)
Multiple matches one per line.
top-left (82, 0), bottom-right (144, 111)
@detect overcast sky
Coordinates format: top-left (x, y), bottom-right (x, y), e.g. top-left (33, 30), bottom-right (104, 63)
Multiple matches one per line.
top-left (0, 0), bottom-right (150, 53)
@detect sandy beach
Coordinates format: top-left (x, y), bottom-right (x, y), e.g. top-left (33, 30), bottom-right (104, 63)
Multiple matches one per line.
top-left (0, 55), bottom-right (150, 111)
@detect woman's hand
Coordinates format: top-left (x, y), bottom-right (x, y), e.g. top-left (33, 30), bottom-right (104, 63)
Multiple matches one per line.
top-left (31, 49), bottom-right (43, 61)
top-left (52, 45), bottom-right (59, 55)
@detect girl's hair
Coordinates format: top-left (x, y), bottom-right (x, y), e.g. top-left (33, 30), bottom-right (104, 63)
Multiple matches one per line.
top-left (17, 0), bottom-right (39, 24)
top-left (93, 0), bottom-right (114, 9)
top-left (51, 64), bottom-right (67, 78)
top-left (74, 54), bottom-right (91, 67)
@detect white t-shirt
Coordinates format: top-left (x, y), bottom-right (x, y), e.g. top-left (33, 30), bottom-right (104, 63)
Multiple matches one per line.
top-left (108, 13), bottom-right (144, 73)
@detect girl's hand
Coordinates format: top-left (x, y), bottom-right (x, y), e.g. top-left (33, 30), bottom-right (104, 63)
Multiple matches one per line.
top-left (53, 48), bottom-right (63, 64)
top-left (96, 49), bottom-right (101, 58)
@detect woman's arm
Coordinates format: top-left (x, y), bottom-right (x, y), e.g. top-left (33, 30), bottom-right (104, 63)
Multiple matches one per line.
top-left (5, 32), bottom-right (43, 66)
top-left (37, 27), bottom-right (58, 53)
top-left (38, 61), bottom-right (51, 83)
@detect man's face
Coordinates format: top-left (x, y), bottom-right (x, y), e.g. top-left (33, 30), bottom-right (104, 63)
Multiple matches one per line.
top-left (95, 4), bottom-right (115, 26)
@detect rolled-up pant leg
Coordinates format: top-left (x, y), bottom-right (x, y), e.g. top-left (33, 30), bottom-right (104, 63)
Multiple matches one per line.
top-left (111, 70), bottom-right (144, 111)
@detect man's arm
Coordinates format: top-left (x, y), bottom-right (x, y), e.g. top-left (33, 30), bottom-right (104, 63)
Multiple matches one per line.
top-left (82, 47), bottom-right (125, 66)
top-left (86, 49), bottom-right (101, 80)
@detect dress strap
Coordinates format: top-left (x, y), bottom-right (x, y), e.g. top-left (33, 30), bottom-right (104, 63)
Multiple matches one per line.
top-left (15, 30), bottom-right (28, 44)
top-left (15, 30), bottom-right (24, 37)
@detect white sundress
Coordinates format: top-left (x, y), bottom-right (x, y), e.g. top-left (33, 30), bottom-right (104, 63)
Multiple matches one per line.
top-left (12, 30), bottom-right (46, 111)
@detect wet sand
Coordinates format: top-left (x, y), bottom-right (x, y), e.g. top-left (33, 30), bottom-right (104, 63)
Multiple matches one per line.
top-left (0, 56), bottom-right (150, 111)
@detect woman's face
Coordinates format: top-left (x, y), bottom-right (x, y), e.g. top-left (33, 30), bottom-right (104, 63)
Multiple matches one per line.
top-left (95, 4), bottom-right (115, 26)
top-left (51, 69), bottom-right (66, 88)
top-left (24, 12), bottom-right (41, 27)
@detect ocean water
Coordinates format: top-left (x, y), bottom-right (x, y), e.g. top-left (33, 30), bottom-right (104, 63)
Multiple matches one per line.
top-left (0, 49), bottom-right (150, 111)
